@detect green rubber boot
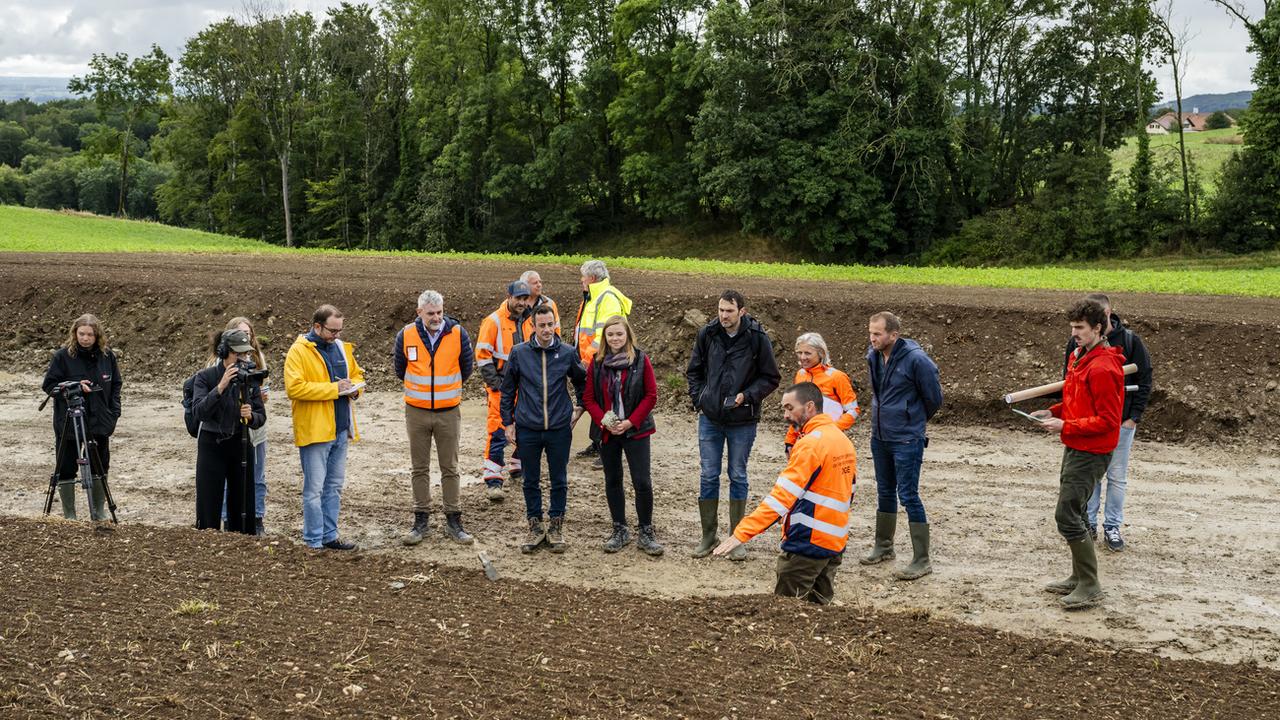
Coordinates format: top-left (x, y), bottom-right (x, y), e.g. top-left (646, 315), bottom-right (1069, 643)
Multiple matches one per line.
top-left (1060, 539), bottom-right (1104, 609)
top-left (691, 499), bottom-right (719, 558)
top-left (894, 522), bottom-right (932, 580)
top-left (57, 481), bottom-right (78, 520)
top-left (860, 511), bottom-right (897, 565)
top-left (727, 499), bottom-right (748, 562)
top-left (89, 478), bottom-right (108, 522)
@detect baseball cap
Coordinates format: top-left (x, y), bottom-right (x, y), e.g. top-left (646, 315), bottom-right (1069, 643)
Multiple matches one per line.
top-left (507, 280), bottom-right (532, 298)
top-left (222, 329), bottom-right (253, 353)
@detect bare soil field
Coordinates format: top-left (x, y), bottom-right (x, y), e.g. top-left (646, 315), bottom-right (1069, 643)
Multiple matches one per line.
top-left (1, 253), bottom-right (1279, 718)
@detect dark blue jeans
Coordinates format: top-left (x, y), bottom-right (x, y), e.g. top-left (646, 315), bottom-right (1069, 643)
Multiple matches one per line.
top-left (698, 415), bottom-right (757, 500)
top-left (516, 426), bottom-right (572, 519)
top-left (871, 437), bottom-right (927, 523)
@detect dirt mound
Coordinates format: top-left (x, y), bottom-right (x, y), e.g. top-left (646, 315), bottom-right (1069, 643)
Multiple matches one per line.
top-left (1, 517), bottom-right (1275, 719)
top-left (2, 252), bottom-right (1277, 444)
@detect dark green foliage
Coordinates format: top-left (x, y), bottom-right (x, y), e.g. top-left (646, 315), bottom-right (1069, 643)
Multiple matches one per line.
top-left (1204, 111), bottom-right (1233, 130)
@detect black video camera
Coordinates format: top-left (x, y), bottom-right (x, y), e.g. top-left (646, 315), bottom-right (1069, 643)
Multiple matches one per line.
top-left (234, 358), bottom-right (270, 385)
top-left (52, 380), bottom-right (98, 408)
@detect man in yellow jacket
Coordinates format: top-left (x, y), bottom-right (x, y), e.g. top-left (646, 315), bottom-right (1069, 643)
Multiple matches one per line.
top-left (571, 259), bottom-right (632, 464)
top-left (285, 304), bottom-right (365, 550)
top-left (715, 382), bottom-right (857, 604)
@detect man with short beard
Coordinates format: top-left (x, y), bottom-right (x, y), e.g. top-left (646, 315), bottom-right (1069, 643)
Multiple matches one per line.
top-left (394, 289), bottom-right (475, 546)
top-left (475, 281), bottom-right (532, 500)
top-left (713, 382), bottom-right (857, 604)
top-left (1032, 299), bottom-right (1124, 610)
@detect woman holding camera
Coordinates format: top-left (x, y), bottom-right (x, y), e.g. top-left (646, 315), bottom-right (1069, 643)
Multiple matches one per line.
top-left (210, 317), bottom-right (271, 535)
top-left (192, 328), bottom-right (266, 534)
top-left (582, 316), bottom-right (663, 556)
top-left (41, 313), bottom-right (122, 520)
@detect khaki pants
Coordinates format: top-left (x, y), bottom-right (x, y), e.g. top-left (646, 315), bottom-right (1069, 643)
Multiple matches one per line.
top-left (1055, 446), bottom-right (1111, 542)
top-left (775, 551), bottom-right (843, 605)
top-left (406, 404), bottom-right (462, 513)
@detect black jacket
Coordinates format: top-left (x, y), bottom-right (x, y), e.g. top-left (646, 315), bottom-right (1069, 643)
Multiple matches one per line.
top-left (42, 346), bottom-right (122, 437)
top-left (191, 364), bottom-right (267, 440)
top-left (686, 315), bottom-right (781, 425)
top-left (1062, 312), bottom-right (1153, 423)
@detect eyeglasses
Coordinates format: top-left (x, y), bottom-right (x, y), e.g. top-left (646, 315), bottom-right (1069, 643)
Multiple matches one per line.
top-left (321, 326), bottom-right (343, 334)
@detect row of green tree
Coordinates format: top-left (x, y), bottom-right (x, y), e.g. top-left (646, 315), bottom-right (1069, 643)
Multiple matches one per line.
top-left (1, 0), bottom-right (1277, 262)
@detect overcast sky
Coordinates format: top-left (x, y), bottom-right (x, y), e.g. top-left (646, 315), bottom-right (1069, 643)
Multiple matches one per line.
top-left (0, 0), bottom-right (1266, 98)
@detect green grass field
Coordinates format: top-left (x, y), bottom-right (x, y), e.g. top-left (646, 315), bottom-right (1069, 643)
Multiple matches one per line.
top-left (1, 205), bottom-right (1277, 297)
top-left (1111, 127), bottom-right (1243, 193)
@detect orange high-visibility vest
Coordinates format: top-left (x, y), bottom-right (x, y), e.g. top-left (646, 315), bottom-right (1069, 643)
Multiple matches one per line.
top-left (476, 303), bottom-right (526, 373)
top-left (785, 364), bottom-right (859, 446)
top-left (736, 414), bottom-right (857, 557)
top-left (402, 323), bottom-right (464, 409)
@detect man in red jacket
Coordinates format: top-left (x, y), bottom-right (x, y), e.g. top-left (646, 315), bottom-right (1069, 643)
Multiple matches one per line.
top-left (1031, 299), bottom-right (1124, 610)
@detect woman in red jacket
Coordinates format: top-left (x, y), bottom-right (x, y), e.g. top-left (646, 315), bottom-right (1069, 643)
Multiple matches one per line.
top-left (583, 315), bottom-right (662, 556)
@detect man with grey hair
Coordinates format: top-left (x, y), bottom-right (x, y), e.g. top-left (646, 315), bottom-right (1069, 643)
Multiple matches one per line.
top-left (519, 270), bottom-right (560, 336)
top-left (571, 259), bottom-right (632, 465)
top-left (394, 289), bottom-right (475, 545)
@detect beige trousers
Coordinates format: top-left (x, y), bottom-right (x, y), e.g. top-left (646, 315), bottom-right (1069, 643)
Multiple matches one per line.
top-left (405, 404), bottom-right (462, 513)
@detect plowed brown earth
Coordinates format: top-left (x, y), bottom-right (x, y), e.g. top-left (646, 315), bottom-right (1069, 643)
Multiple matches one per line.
top-left (2, 252), bottom-right (1277, 443)
top-left (2, 253), bottom-right (1279, 719)
top-left (2, 518), bottom-right (1278, 720)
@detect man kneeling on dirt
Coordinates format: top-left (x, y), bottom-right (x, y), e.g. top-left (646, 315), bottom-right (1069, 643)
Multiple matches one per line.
top-left (1030, 299), bottom-right (1124, 610)
top-left (713, 382), bottom-right (857, 604)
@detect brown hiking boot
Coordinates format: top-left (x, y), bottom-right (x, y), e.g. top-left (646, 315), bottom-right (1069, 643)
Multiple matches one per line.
top-left (521, 517), bottom-right (545, 554)
top-left (546, 517), bottom-right (567, 553)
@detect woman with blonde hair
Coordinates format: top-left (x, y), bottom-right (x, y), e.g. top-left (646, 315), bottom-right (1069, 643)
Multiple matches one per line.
top-left (41, 313), bottom-right (122, 520)
top-left (582, 315), bottom-right (663, 555)
top-left (787, 332), bottom-right (859, 453)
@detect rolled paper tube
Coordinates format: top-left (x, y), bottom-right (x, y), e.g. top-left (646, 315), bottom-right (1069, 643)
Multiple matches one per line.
top-left (1004, 363), bottom-right (1137, 404)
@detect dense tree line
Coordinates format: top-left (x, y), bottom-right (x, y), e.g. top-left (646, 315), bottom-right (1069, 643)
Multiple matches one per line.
top-left (1, 0), bottom-right (1277, 262)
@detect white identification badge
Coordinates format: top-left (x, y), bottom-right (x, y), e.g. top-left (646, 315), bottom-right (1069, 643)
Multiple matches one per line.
top-left (408, 346), bottom-right (418, 362)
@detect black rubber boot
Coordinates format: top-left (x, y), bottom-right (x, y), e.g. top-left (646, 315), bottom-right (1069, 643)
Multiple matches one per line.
top-left (691, 499), bottom-right (719, 558)
top-left (444, 512), bottom-right (474, 545)
top-left (860, 511), bottom-right (897, 565)
top-left (57, 482), bottom-right (77, 520)
top-left (1060, 539), bottom-right (1104, 609)
top-left (637, 524), bottom-right (664, 557)
top-left (602, 523), bottom-right (632, 553)
top-left (894, 522), bottom-right (932, 580)
top-left (727, 499), bottom-right (748, 562)
top-left (401, 512), bottom-right (430, 546)
top-left (521, 517), bottom-right (545, 554)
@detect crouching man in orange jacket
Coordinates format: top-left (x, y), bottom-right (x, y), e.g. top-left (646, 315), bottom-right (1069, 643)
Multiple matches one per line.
top-left (714, 382), bottom-right (857, 604)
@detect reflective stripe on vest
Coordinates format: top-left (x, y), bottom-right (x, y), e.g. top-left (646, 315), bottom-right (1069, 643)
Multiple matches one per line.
top-left (403, 324), bottom-right (463, 409)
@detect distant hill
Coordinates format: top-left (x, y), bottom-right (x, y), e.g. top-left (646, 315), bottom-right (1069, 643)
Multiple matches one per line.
top-left (0, 77), bottom-right (75, 103)
top-left (1157, 90), bottom-right (1253, 114)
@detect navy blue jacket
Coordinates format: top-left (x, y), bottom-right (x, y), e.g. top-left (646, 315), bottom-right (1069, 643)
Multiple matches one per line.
top-left (500, 335), bottom-right (587, 431)
top-left (866, 338), bottom-right (943, 442)
top-left (392, 316), bottom-right (475, 383)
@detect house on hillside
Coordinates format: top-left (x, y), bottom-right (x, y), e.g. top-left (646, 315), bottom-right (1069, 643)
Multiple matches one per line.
top-left (1146, 109), bottom-right (1236, 134)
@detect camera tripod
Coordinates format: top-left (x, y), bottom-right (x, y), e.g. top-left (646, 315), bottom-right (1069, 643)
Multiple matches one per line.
top-left (41, 386), bottom-right (119, 523)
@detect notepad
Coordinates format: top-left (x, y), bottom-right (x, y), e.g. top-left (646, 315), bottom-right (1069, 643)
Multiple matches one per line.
top-left (338, 381), bottom-right (366, 396)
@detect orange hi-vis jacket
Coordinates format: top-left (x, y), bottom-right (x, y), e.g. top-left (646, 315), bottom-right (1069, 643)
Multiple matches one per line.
top-left (401, 323), bottom-right (464, 409)
top-left (476, 302), bottom-right (526, 377)
top-left (735, 413), bottom-right (857, 558)
top-left (785, 364), bottom-right (859, 446)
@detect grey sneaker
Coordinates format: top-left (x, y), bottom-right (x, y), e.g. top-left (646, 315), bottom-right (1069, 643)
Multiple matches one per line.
top-left (1103, 526), bottom-right (1125, 552)
top-left (486, 484), bottom-right (505, 502)
top-left (602, 523), bottom-right (631, 553)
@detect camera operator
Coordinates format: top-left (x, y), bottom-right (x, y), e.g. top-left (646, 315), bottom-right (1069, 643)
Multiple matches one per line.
top-left (211, 317), bottom-right (272, 536)
top-left (41, 313), bottom-right (122, 520)
top-left (191, 329), bottom-right (266, 534)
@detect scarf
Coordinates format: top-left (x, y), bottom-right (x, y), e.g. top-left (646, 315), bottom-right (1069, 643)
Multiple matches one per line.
top-left (602, 352), bottom-right (632, 418)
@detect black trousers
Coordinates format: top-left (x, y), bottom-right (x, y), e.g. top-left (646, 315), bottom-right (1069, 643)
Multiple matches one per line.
top-left (196, 431), bottom-right (254, 534)
top-left (54, 427), bottom-right (110, 480)
top-left (599, 435), bottom-right (653, 526)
